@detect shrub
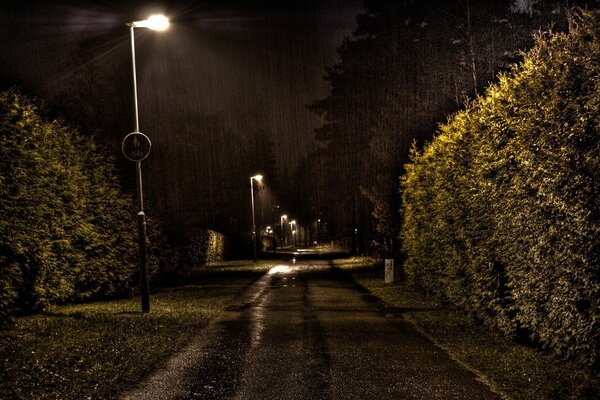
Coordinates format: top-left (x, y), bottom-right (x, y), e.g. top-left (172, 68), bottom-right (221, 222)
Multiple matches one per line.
top-left (185, 229), bottom-right (226, 266)
top-left (0, 90), bottom-right (169, 322)
top-left (401, 10), bottom-right (599, 366)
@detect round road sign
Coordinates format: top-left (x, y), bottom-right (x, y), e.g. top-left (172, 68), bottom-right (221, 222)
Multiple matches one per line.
top-left (122, 132), bottom-right (152, 161)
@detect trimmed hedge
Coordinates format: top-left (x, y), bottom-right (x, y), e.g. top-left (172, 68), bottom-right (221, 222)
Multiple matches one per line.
top-left (185, 229), bottom-right (226, 265)
top-left (401, 10), bottom-right (599, 366)
top-left (0, 90), bottom-right (166, 322)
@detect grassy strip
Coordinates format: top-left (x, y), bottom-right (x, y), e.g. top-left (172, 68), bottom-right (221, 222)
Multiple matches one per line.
top-left (0, 261), bottom-right (275, 400)
top-left (336, 258), bottom-right (600, 400)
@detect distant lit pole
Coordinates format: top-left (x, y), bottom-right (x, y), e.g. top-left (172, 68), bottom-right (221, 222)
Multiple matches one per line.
top-left (124, 14), bottom-right (169, 313)
top-left (272, 205), bottom-right (279, 253)
top-left (317, 218), bottom-right (321, 246)
top-left (280, 214), bottom-right (287, 248)
top-left (290, 220), bottom-right (297, 248)
top-left (250, 174), bottom-right (263, 262)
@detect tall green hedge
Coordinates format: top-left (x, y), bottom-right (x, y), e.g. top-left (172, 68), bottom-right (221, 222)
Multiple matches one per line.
top-left (401, 10), bottom-right (599, 366)
top-left (185, 229), bottom-right (226, 265)
top-left (0, 90), bottom-right (166, 322)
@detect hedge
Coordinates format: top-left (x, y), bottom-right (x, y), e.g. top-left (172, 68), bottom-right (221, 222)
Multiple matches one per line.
top-left (400, 10), bottom-right (599, 366)
top-left (185, 229), bottom-right (226, 265)
top-left (0, 90), bottom-right (168, 323)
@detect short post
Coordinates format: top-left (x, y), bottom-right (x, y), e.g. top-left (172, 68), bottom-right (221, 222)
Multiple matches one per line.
top-left (384, 258), bottom-right (396, 284)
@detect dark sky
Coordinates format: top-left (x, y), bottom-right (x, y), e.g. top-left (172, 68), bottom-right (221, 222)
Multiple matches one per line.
top-left (0, 0), bottom-right (362, 174)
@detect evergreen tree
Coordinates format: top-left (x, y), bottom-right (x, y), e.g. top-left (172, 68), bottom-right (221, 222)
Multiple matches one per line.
top-left (308, 0), bottom-right (591, 251)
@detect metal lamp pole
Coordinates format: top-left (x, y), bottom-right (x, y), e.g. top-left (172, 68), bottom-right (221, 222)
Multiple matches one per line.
top-left (250, 175), bottom-right (262, 262)
top-left (280, 214), bottom-right (287, 249)
top-left (124, 14), bottom-right (169, 313)
top-left (317, 218), bottom-right (321, 246)
top-left (290, 220), bottom-right (296, 248)
top-left (272, 205), bottom-right (279, 253)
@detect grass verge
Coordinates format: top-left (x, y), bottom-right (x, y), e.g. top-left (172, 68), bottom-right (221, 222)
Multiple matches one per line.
top-left (335, 258), bottom-right (599, 400)
top-left (0, 260), bottom-right (276, 400)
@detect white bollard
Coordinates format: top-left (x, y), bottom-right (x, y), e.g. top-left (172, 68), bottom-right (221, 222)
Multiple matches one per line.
top-left (384, 259), bottom-right (395, 283)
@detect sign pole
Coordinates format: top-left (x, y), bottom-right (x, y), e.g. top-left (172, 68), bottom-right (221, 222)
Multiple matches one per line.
top-left (122, 132), bottom-right (152, 312)
top-left (136, 161), bottom-right (150, 313)
top-left (127, 24), bottom-right (150, 312)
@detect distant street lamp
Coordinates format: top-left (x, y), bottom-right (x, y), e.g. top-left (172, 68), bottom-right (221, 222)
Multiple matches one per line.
top-left (280, 214), bottom-right (287, 248)
top-left (250, 174), bottom-right (263, 262)
top-left (123, 14), bottom-right (170, 313)
top-left (272, 205), bottom-right (279, 254)
top-left (290, 220), bottom-right (297, 248)
top-left (317, 218), bottom-right (321, 246)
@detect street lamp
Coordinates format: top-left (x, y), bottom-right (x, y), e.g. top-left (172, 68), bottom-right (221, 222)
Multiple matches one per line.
top-left (280, 214), bottom-right (287, 248)
top-left (128, 15), bottom-right (169, 31)
top-left (124, 14), bottom-right (170, 313)
top-left (290, 220), bottom-right (297, 248)
top-left (317, 218), bottom-right (321, 246)
top-left (250, 174), bottom-right (263, 262)
top-left (271, 205), bottom-right (279, 254)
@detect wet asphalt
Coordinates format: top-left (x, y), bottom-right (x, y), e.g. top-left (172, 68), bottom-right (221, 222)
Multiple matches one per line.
top-left (122, 263), bottom-right (503, 400)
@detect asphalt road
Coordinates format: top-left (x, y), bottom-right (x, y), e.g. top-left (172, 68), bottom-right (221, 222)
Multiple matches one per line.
top-left (123, 263), bottom-right (503, 400)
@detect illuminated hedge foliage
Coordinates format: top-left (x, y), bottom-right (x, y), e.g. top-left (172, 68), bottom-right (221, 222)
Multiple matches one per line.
top-left (0, 90), bottom-right (167, 322)
top-left (401, 10), bottom-right (599, 366)
top-left (185, 229), bottom-right (226, 265)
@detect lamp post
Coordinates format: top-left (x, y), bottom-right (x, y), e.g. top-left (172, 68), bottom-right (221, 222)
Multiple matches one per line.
top-left (250, 174), bottom-right (263, 262)
top-left (280, 214), bottom-right (287, 248)
top-left (124, 14), bottom-right (169, 313)
top-left (272, 205), bottom-right (279, 253)
top-left (290, 220), bottom-right (297, 248)
top-left (317, 218), bottom-right (321, 246)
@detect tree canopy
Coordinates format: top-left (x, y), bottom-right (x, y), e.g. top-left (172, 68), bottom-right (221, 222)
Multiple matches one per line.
top-left (305, 0), bottom-right (594, 254)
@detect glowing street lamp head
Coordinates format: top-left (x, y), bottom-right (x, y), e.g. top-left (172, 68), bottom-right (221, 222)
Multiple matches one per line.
top-left (147, 15), bottom-right (170, 30)
top-left (130, 14), bottom-right (170, 31)
top-left (251, 174), bottom-right (263, 182)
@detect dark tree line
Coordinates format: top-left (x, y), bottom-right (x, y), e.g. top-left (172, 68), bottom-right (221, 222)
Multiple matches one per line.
top-left (145, 112), bottom-right (279, 243)
top-left (301, 0), bottom-right (597, 255)
top-left (40, 25), bottom-right (282, 249)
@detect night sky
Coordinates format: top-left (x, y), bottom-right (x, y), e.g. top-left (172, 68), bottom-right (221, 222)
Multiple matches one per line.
top-left (0, 0), bottom-right (362, 174)
top-left (4, 0), bottom-right (593, 235)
